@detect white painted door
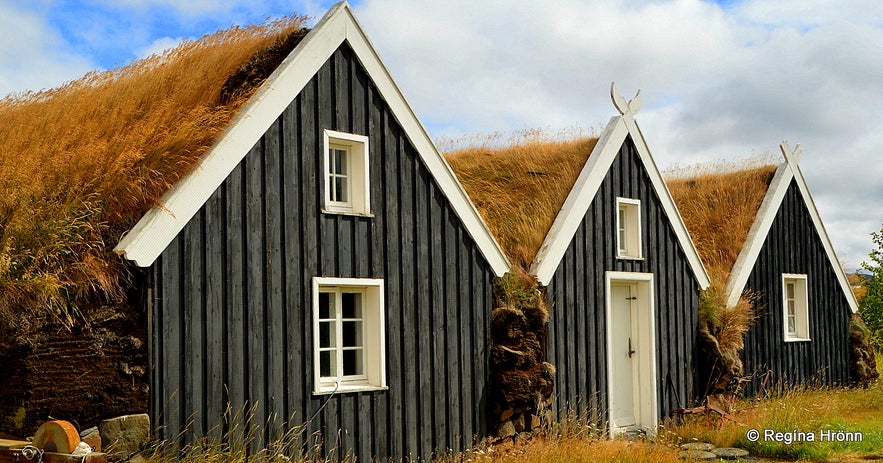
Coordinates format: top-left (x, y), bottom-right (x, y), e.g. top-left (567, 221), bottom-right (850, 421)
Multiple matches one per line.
top-left (609, 282), bottom-right (639, 428)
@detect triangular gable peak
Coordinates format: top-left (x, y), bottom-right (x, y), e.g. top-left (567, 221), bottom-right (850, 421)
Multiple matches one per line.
top-left (530, 84), bottom-right (710, 288)
top-left (114, 1), bottom-right (509, 276)
top-left (724, 142), bottom-right (858, 312)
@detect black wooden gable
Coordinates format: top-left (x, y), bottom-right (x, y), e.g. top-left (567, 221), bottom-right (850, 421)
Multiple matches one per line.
top-left (741, 178), bottom-right (852, 391)
top-left (544, 135), bottom-right (699, 422)
top-left (149, 41), bottom-right (495, 461)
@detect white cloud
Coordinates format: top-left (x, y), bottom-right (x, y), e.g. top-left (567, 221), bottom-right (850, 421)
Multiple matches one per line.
top-left (354, 0), bottom-right (883, 268)
top-left (135, 36), bottom-right (184, 59)
top-left (0, 1), bottom-right (93, 96)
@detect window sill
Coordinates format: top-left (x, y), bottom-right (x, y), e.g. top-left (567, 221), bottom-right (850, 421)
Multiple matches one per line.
top-left (784, 337), bottom-right (811, 343)
top-left (321, 208), bottom-right (375, 218)
top-left (313, 384), bottom-right (388, 395)
top-left (616, 255), bottom-right (644, 261)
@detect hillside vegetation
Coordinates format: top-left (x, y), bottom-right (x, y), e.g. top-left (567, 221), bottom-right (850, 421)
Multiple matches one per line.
top-left (0, 16), bottom-right (307, 327)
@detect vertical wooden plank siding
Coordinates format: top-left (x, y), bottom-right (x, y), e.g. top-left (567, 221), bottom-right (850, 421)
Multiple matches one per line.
top-left (741, 180), bottom-right (852, 393)
top-left (545, 136), bottom-right (700, 423)
top-left (148, 44), bottom-right (494, 461)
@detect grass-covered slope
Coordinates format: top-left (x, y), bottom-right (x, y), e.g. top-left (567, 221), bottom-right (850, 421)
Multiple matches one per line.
top-left (0, 16), bottom-right (308, 326)
top-left (445, 130), bottom-right (598, 271)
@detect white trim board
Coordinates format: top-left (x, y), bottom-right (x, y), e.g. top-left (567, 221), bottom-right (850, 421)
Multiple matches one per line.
top-left (530, 108), bottom-right (710, 289)
top-left (724, 142), bottom-right (858, 313)
top-left (113, 2), bottom-right (510, 277)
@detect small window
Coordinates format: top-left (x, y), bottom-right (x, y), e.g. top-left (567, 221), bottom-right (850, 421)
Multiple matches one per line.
top-left (323, 130), bottom-right (370, 215)
top-left (312, 277), bottom-right (386, 394)
top-left (782, 274), bottom-right (810, 341)
top-left (616, 198), bottom-right (642, 259)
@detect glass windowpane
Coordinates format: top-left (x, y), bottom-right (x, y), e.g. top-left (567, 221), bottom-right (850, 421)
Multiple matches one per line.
top-left (319, 292), bottom-right (333, 319)
top-left (335, 177), bottom-right (347, 203)
top-left (320, 350), bottom-right (336, 377)
top-left (343, 320), bottom-right (363, 348)
top-left (319, 320), bottom-right (336, 348)
top-left (343, 349), bottom-right (363, 376)
top-left (342, 292), bottom-right (362, 318)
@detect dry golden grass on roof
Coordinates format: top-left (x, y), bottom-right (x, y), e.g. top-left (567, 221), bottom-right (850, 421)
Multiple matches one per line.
top-left (445, 130), bottom-right (598, 270)
top-left (0, 15), bottom-right (308, 326)
top-left (666, 159), bottom-right (778, 287)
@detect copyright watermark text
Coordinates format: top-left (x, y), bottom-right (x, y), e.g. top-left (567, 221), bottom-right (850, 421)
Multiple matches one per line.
top-left (746, 428), bottom-right (863, 444)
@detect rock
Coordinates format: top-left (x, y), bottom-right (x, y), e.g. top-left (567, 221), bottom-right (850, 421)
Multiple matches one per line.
top-left (680, 442), bottom-right (715, 451)
top-left (495, 420), bottom-right (516, 438)
top-left (711, 447), bottom-right (750, 460)
top-left (515, 432), bottom-right (533, 442)
top-left (678, 450), bottom-right (717, 460)
top-left (498, 408), bottom-right (515, 422)
top-left (513, 413), bottom-right (525, 432)
top-left (80, 427), bottom-right (102, 452)
top-left (100, 414), bottom-right (150, 459)
top-left (528, 414), bottom-right (540, 431)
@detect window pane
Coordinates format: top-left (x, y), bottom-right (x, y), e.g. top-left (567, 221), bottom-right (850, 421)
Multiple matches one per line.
top-left (319, 292), bottom-right (333, 319)
top-left (343, 349), bottom-right (363, 376)
top-left (334, 148), bottom-right (348, 175)
top-left (319, 320), bottom-right (336, 348)
top-left (342, 292), bottom-right (362, 318)
top-left (320, 350), bottom-right (336, 377)
top-left (343, 320), bottom-right (363, 348)
top-left (618, 207), bottom-right (627, 252)
top-left (786, 282), bottom-right (795, 299)
top-left (335, 177), bottom-right (347, 203)
top-left (787, 314), bottom-right (797, 335)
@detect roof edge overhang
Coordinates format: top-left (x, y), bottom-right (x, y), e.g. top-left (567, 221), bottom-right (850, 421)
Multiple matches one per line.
top-left (530, 85), bottom-right (710, 289)
top-left (724, 142), bottom-right (858, 313)
top-left (114, 1), bottom-right (510, 277)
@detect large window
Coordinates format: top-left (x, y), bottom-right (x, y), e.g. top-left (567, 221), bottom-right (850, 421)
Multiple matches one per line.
top-left (616, 198), bottom-right (642, 259)
top-left (323, 130), bottom-right (370, 215)
top-left (782, 274), bottom-right (810, 341)
top-left (312, 277), bottom-right (386, 393)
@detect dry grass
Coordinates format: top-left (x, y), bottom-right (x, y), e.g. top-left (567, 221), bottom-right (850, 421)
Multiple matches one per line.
top-left (666, 160), bottom-right (777, 287)
top-left (0, 15), bottom-right (308, 326)
top-left (445, 130), bottom-right (598, 270)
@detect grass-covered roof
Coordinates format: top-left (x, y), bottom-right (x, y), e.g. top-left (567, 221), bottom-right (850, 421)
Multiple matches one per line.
top-left (444, 131), bottom-right (598, 271)
top-left (0, 15), bottom-right (308, 326)
top-left (666, 160), bottom-right (778, 287)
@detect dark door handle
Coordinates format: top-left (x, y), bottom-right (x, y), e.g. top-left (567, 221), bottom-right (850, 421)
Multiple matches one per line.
top-left (628, 337), bottom-right (636, 358)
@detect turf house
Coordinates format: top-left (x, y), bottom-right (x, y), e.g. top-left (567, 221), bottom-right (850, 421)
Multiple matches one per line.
top-left (0, 2), bottom-right (513, 460)
top-left (447, 86), bottom-right (711, 437)
top-left (668, 143), bottom-right (873, 396)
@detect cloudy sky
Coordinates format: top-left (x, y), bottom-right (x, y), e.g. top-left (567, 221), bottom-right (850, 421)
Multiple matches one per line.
top-left (1, 0), bottom-right (881, 270)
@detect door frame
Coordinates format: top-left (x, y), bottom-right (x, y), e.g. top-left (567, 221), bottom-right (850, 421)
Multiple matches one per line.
top-left (605, 271), bottom-right (658, 436)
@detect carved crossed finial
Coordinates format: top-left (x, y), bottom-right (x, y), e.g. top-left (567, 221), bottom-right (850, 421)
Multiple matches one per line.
top-left (611, 82), bottom-right (642, 115)
top-left (780, 141), bottom-right (804, 164)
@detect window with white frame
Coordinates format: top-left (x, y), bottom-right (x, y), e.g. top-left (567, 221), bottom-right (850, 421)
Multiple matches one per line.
top-left (782, 274), bottom-right (810, 341)
top-left (323, 130), bottom-right (370, 215)
top-left (616, 198), bottom-right (642, 259)
top-left (313, 277), bottom-right (386, 393)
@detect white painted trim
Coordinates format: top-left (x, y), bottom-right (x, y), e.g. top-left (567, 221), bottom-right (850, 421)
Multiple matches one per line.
top-left (312, 277), bottom-right (386, 394)
top-left (530, 110), bottom-right (709, 289)
top-left (615, 197), bottom-right (642, 259)
top-left (782, 273), bottom-right (810, 342)
top-left (114, 2), bottom-right (510, 277)
top-left (324, 129), bottom-right (370, 214)
top-left (605, 271), bottom-right (657, 436)
top-left (724, 143), bottom-right (858, 313)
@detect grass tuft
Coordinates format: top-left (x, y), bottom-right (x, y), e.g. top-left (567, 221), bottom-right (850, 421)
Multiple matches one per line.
top-left (0, 15), bottom-right (308, 327)
top-left (445, 129), bottom-right (598, 271)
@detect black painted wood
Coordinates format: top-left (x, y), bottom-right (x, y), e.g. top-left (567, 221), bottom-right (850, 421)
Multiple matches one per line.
top-left (741, 180), bottom-right (851, 393)
top-left (148, 43), bottom-right (494, 461)
top-left (545, 135), bottom-right (701, 423)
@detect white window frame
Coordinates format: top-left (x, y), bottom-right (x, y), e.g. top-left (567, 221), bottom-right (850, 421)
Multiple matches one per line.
top-left (616, 198), bottom-right (643, 259)
top-left (782, 274), bottom-right (810, 342)
top-left (312, 277), bottom-right (386, 394)
top-left (323, 130), bottom-right (371, 216)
